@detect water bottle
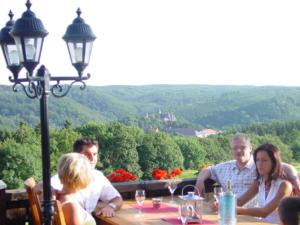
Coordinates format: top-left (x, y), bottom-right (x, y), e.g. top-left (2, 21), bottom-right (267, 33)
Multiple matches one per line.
top-left (219, 180), bottom-right (236, 225)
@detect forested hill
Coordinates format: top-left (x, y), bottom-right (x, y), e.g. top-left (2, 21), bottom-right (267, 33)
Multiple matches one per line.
top-left (1, 84), bottom-right (300, 130)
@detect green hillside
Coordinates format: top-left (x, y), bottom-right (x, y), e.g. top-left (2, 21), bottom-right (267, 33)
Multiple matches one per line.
top-left (1, 84), bottom-right (300, 130)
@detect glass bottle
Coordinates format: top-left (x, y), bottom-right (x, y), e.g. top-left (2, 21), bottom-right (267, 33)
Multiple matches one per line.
top-left (219, 180), bottom-right (236, 225)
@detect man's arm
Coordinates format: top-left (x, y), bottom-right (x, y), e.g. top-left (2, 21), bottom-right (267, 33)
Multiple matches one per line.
top-left (195, 167), bottom-right (212, 195)
top-left (282, 162), bottom-right (300, 195)
top-left (94, 196), bottom-right (123, 217)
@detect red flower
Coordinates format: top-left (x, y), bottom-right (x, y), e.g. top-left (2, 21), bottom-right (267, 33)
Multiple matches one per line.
top-left (170, 168), bottom-right (182, 176)
top-left (152, 168), bottom-right (182, 180)
top-left (107, 168), bottom-right (137, 182)
top-left (152, 168), bottom-right (168, 180)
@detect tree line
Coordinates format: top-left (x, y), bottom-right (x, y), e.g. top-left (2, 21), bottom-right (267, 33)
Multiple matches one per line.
top-left (3, 85), bottom-right (300, 130)
top-left (0, 120), bottom-right (298, 188)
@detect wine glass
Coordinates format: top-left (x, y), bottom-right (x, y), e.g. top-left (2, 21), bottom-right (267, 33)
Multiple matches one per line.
top-left (168, 180), bottom-right (177, 204)
top-left (213, 186), bottom-right (223, 203)
top-left (179, 204), bottom-right (191, 225)
top-left (135, 189), bottom-right (145, 217)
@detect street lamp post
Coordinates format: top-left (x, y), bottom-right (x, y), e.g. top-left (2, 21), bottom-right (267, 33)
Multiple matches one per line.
top-left (0, 1), bottom-right (96, 224)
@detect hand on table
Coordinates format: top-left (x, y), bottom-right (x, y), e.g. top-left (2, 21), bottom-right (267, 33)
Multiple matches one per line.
top-left (95, 205), bottom-right (116, 217)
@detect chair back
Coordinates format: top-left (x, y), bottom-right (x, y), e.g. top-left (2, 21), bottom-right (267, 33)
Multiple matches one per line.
top-left (53, 200), bottom-right (67, 225)
top-left (24, 177), bottom-right (42, 225)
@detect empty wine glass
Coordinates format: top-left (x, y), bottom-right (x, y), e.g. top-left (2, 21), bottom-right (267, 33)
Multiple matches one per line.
top-left (213, 186), bottom-right (223, 203)
top-left (135, 189), bottom-right (145, 217)
top-left (168, 180), bottom-right (177, 204)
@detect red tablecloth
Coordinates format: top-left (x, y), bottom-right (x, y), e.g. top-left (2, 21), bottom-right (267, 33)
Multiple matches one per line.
top-left (132, 203), bottom-right (178, 213)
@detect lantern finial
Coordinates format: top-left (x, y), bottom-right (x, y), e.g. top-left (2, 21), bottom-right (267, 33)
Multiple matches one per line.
top-left (25, 0), bottom-right (32, 10)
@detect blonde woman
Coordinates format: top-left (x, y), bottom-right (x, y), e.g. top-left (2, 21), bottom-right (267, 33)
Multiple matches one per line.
top-left (57, 153), bottom-right (96, 225)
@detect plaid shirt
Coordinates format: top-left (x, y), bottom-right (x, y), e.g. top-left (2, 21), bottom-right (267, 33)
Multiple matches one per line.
top-left (209, 157), bottom-right (257, 198)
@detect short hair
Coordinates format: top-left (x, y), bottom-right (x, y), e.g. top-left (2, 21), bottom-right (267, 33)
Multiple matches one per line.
top-left (73, 138), bottom-right (98, 153)
top-left (57, 153), bottom-right (92, 191)
top-left (279, 197), bottom-right (300, 225)
top-left (231, 133), bottom-right (251, 146)
top-left (253, 143), bottom-right (284, 181)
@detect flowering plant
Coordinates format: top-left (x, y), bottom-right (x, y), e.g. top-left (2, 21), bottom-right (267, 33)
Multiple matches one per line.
top-left (107, 168), bottom-right (137, 182)
top-left (152, 168), bottom-right (182, 180)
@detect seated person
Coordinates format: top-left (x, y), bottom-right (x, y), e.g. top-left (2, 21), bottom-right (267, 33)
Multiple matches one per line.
top-left (36, 138), bottom-right (122, 217)
top-left (278, 196), bottom-right (300, 225)
top-left (57, 152), bottom-right (96, 225)
top-left (196, 133), bottom-right (300, 204)
top-left (236, 143), bottom-right (293, 224)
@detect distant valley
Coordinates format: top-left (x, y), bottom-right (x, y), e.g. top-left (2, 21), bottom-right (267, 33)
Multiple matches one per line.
top-left (1, 84), bottom-right (300, 130)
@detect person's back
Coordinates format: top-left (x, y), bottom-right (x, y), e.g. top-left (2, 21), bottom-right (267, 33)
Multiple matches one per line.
top-left (60, 198), bottom-right (96, 225)
top-left (279, 197), bottom-right (300, 225)
top-left (57, 153), bottom-right (96, 225)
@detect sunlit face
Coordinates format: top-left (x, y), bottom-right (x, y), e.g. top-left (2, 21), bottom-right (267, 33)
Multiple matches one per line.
top-left (80, 145), bottom-right (98, 169)
top-left (231, 138), bottom-right (252, 165)
top-left (255, 150), bottom-right (273, 177)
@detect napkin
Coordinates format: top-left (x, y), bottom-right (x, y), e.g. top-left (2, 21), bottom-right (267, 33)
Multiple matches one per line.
top-left (132, 202), bottom-right (178, 213)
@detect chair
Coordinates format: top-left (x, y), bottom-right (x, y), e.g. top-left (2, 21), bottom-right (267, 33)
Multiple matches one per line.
top-left (24, 177), bottom-right (67, 225)
top-left (53, 200), bottom-right (66, 225)
top-left (24, 177), bottom-right (42, 225)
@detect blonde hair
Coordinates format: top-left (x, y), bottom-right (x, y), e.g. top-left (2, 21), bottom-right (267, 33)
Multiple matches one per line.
top-left (58, 153), bottom-right (92, 191)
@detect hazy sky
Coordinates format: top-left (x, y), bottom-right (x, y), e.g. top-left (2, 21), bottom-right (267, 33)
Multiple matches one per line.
top-left (1, 0), bottom-right (300, 86)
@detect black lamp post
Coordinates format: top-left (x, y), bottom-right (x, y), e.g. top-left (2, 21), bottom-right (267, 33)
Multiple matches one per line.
top-left (0, 1), bottom-right (96, 225)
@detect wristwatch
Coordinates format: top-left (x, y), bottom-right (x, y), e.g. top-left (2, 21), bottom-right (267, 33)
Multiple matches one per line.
top-left (108, 202), bottom-right (117, 210)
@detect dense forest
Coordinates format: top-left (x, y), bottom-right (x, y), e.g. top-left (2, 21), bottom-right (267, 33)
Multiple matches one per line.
top-left (1, 84), bottom-right (300, 189)
top-left (0, 120), bottom-right (299, 189)
top-left (2, 85), bottom-right (300, 130)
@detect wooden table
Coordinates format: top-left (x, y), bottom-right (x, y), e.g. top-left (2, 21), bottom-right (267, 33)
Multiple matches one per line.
top-left (95, 198), bottom-right (274, 225)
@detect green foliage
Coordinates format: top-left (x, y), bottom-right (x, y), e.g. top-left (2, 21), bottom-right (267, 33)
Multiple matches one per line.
top-left (98, 122), bottom-right (142, 178)
top-left (249, 133), bottom-right (293, 162)
top-left (3, 85), bottom-right (300, 130)
top-left (174, 136), bottom-right (206, 169)
top-left (197, 133), bottom-right (232, 163)
top-left (1, 117), bottom-right (300, 189)
top-left (0, 139), bottom-right (42, 188)
top-left (138, 131), bottom-right (184, 179)
top-left (49, 128), bottom-right (81, 174)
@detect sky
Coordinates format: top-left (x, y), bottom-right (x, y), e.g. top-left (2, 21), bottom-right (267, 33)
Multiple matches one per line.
top-left (1, 0), bottom-right (300, 87)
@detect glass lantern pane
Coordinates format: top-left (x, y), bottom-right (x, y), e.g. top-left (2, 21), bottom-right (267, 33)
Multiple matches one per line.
top-left (68, 42), bottom-right (84, 63)
top-left (67, 42), bottom-right (75, 64)
top-left (84, 41), bottom-right (93, 64)
top-left (24, 38), bottom-right (36, 61)
top-left (6, 44), bottom-right (20, 66)
top-left (74, 42), bottom-right (83, 63)
top-left (34, 38), bottom-right (42, 62)
top-left (13, 37), bottom-right (24, 62)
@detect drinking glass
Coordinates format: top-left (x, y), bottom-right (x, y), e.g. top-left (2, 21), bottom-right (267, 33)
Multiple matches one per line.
top-left (167, 180), bottom-right (177, 204)
top-left (135, 189), bottom-right (145, 217)
top-left (213, 186), bottom-right (223, 203)
top-left (179, 204), bottom-right (191, 225)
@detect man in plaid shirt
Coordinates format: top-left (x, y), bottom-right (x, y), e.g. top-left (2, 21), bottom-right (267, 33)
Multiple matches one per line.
top-left (195, 133), bottom-right (300, 202)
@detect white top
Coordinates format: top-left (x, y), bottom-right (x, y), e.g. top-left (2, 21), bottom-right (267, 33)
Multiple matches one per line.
top-left (258, 177), bottom-right (284, 224)
top-left (52, 169), bottom-right (121, 213)
top-left (61, 199), bottom-right (96, 225)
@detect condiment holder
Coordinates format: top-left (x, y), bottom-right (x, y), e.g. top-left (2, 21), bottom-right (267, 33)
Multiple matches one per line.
top-left (178, 184), bottom-right (204, 224)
